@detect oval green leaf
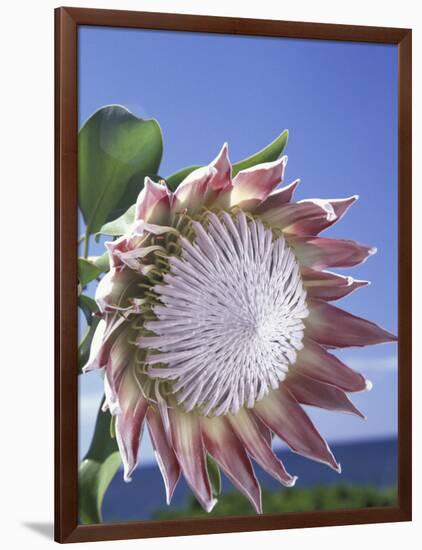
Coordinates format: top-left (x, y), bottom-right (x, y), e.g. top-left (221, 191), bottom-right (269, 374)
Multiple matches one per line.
top-left (78, 398), bottom-right (121, 524)
top-left (78, 294), bottom-right (98, 325)
top-left (91, 252), bottom-right (110, 273)
top-left (78, 317), bottom-right (100, 374)
top-left (232, 129), bottom-right (288, 175)
top-left (78, 294), bottom-right (99, 373)
top-left (78, 258), bottom-right (104, 287)
top-left (97, 204), bottom-right (136, 238)
top-left (78, 105), bottom-right (163, 235)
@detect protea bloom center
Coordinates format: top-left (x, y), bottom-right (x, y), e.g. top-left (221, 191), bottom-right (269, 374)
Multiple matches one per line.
top-left (85, 144), bottom-right (396, 513)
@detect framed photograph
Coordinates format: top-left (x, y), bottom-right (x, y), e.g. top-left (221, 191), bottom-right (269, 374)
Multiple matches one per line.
top-left (55, 6), bottom-right (412, 544)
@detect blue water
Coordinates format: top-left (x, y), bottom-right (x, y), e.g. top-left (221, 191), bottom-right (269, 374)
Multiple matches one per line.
top-left (102, 437), bottom-right (397, 522)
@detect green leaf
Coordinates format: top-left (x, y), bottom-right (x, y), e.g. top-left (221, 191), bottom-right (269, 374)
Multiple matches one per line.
top-left (78, 254), bottom-right (110, 288)
top-left (232, 130), bottom-right (288, 175)
top-left (78, 294), bottom-right (98, 325)
top-left (207, 455), bottom-right (222, 497)
top-left (78, 398), bottom-right (121, 524)
top-left (97, 204), bottom-right (136, 238)
top-left (78, 258), bottom-right (103, 287)
top-left (165, 165), bottom-right (201, 191)
top-left (90, 252), bottom-right (110, 273)
top-left (78, 317), bottom-right (100, 374)
top-left (78, 105), bottom-right (163, 235)
top-left (78, 295), bottom-right (99, 373)
top-left (164, 130), bottom-right (288, 191)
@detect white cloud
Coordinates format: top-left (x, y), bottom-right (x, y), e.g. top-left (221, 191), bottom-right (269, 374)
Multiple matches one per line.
top-left (342, 354), bottom-right (397, 372)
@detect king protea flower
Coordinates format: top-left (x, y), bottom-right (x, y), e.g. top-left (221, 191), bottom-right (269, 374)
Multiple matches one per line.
top-left (84, 144), bottom-right (396, 514)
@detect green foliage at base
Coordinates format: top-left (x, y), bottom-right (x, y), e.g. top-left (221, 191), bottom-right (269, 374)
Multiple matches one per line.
top-left (78, 400), bottom-right (121, 524)
top-left (153, 484), bottom-right (397, 520)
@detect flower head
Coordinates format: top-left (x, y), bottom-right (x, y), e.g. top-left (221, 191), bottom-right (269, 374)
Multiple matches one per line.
top-left (85, 144), bottom-right (396, 513)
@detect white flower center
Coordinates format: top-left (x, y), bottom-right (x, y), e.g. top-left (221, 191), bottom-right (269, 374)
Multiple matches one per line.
top-left (143, 210), bottom-right (308, 416)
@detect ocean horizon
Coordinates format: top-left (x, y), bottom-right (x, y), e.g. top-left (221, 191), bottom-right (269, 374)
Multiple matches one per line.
top-left (101, 436), bottom-right (397, 523)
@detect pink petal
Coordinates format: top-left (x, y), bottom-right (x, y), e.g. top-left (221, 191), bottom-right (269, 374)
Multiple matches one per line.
top-left (168, 407), bottom-right (216, 512)
top-left (83, 314), bottom-right (126, 373)
top-left (302, 268), bottom-right (369, 301)
top-left (201, 415), bottom-right (262, 513)
top-left (283, 196), bottom-right (358, 236)
top-left (306, 299), bottom-right (397, 348)
top-left (105, 234), bottom-right (156, 270)
top-left (146, 407), bottom-right (181, 504)
top-left (294, 338), bottom-right (369, 392)
top-left (253, 414), bottom-right (273, 448)
top-left (258, 199), bottom-right (335, 233)
top-left (95, 267), bottom-right (138, 313)
top-left (173, 144), bottom-right (232, 214)
top-left (114, 374), bottom-right (148, 481)
top-left (289, 236), bottom-right (377, 269)
top-left (206, 142), bottom-right (232, 192)
top-left (228, 409), bottom-right (297, 487)
top-left (230, 156), bottom-right (288, 210)
top-left (254, 386), bottom-right (341, 472)
top-left (103, 327), bottom-right (135, 414)
top-left (135, 177), bottom-right (171, 224)
top-left (254, 179), bottom-right (300, 214)
top-left (83, 319), bottom-right (108, 373)
top-left (285, 373), bottom-right (365, 418)
top-left (113, 244), bottom-right (165, 271)
top-left (330, 196), bottom-right (359, 219)
top-left (105, 235), bottom-right (130, 268)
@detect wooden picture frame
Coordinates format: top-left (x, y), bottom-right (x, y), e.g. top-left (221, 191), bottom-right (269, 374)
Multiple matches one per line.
top-left (55, 6), bottom-right (412, 543)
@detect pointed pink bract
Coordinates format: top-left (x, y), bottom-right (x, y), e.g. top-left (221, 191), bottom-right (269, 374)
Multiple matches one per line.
top-left (146, 407), bottom-right (181, 504)
top-left (168, 407), bottom-right (216, 512)
top-left (306, 299), bottom-right (397, 348)
top-left (255, 386), bottom-right (340, 472)
top-left (285, 373), bottom-right (365, 418)
top-left (202, 415), bottom-right (262, 513)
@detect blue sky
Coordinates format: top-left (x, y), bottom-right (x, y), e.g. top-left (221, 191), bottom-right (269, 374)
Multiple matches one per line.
top-left (78, 27), bottom-right (398, 463)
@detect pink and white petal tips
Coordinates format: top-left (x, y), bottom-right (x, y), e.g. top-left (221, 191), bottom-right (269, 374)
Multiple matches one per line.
top-left (135, 177), bottom-right (171, 225)
top-left (201, 415), bottom-right (262, 514)
top-left (284, 373), bottom-right (365, 418)
top-left (301, 268), bottom-right (369, 301)
top-left (254, 385), bottom-right (341, 472)
top-left (289, 236), bottom-right (377, 270)
top-left (294, 338), bottom-right (368, 393)
top-left (146, 407), bottom-right (181, 504)
top-left (230, 156), bottom-right (288, 210)
top-left (306, 299), bottom-right (397, 348)
top-left (114, 373), bottom-right (149, 482)
top-left (168, 407), bottom-right (217, 512)
top-left (330, 195), bottom-right (359, 219)
top-left (132, 220), bottom-right (179, 237)
top-left (103, 327), bottom-right (136, 415)
top-left (95, 267), bottom-right (138, 313)
top-left (83, 313), bottom-right (127, 374)
top-left (82, 319), bottom-right (108, 373)
top-left (254, 179), bottom-right (300, 214)
top-left (105, 235), bottom-right (130, 269)
top-left (256, 199), bottom-right (336, 232)
top-left (281, 196), bottom-right (359, 236)
top-left (206, 142), bottom-right (232, 193)
top-left (228, 408), bottom-right (297, 487)
top-left (173, 144), bottom-right (232, 214)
